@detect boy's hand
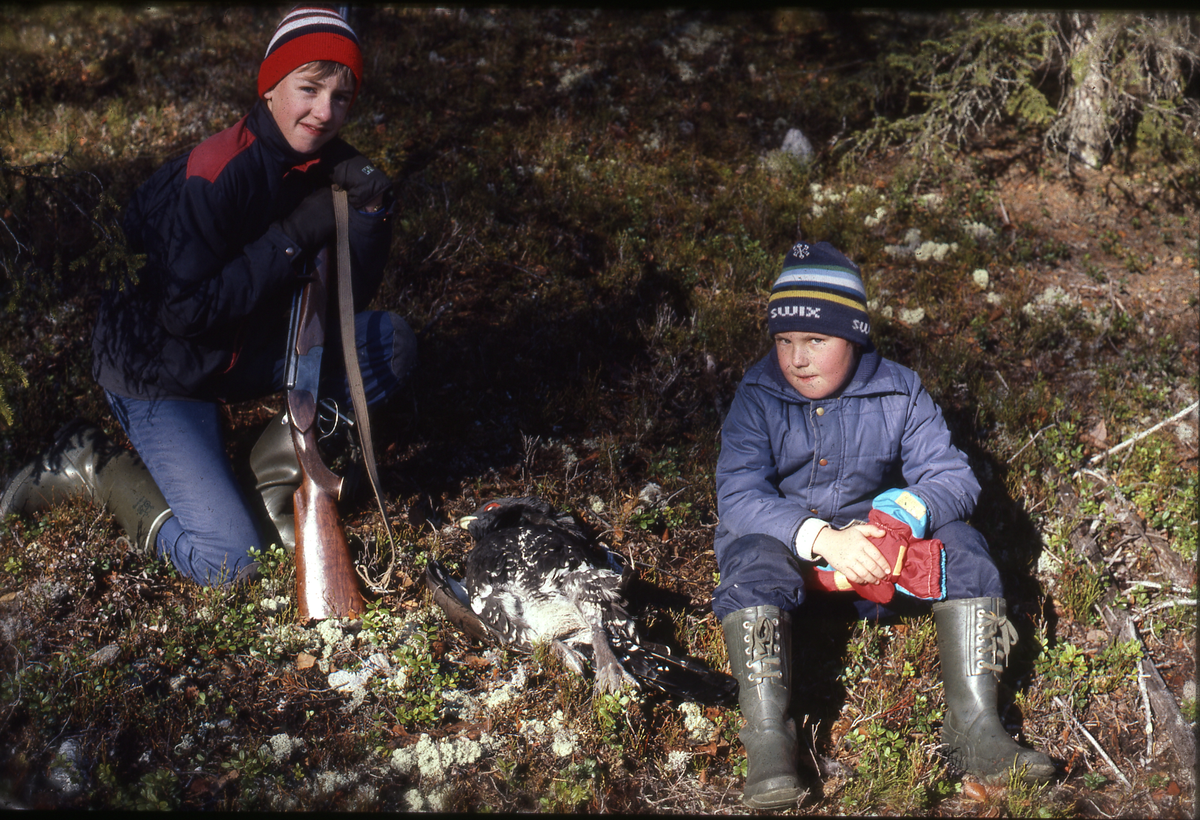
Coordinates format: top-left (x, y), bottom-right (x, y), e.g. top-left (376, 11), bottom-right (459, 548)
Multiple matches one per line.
top-left (273, 187), bottom-right (334, 252)
top-left (331, 153), bottom-right (392, 210)
top-left (812, 523), bottom-right (891, 585)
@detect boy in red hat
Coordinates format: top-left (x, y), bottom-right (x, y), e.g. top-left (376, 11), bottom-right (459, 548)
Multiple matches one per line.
top-left (3, 7), bottom-right (416, 587)
top-left (713, 240), bottom-right (1054, 809)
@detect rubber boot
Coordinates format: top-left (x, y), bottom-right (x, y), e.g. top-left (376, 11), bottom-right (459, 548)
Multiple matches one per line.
top-left (0, 419), bottom-right (172, 556)
top-left (933, 597), bottom-right (1055, 784)
top-left (249, 411), bottom-right (299, 553)
top-left (722, 605), bottom-right (804, 810)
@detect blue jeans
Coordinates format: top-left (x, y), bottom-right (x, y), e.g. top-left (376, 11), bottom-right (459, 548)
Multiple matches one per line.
top-left (106, 309), bottom-right (417, 586)
top-left (711, 520), bottom-right (1003, 621)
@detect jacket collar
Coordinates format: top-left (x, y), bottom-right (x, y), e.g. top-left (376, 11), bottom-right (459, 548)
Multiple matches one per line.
top-left (247, 101), bottom-right (329, 171)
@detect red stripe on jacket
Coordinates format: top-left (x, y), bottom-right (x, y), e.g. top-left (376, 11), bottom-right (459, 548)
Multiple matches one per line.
top-left (186, 115), bottom-right (256, 183)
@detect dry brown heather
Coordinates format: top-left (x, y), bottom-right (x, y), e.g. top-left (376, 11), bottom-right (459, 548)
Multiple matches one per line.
top-left (0, 6), bottom-right (1196, 815)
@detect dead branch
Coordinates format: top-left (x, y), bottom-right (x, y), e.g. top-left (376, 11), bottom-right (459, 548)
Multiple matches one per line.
top-left (1008, 422), bottom-right (1057, 464)
top-left (1053, 695), bottom-right (1132, 788)
top-left (1076, 473), bottom-right (1196, 590)
top-left (1106, 483), bottom-right (1196, 590)
top-left (1132, 598), bottom-right (1197, 622)
top-left (1135, 661), bottom-right (1153, 761)
top-left (1081, 401), bottom-right (1199, 468)
top-left (1098, 601), bottom-right (1197, 787)
top-left (1057, 486), bottom-right (1196, 786)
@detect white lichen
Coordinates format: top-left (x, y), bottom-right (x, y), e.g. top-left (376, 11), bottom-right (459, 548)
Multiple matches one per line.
top-left (913, 241), bottom-right (957, 263)
top-left (557, 64), bottom-right (596, 93)
top-left (883, 228), bottom-right (923, 259)
top-left (327, 651), bottom-right (393, 712)
top-left (680, 702), bottom-right (717, 743)
top-left (483, 662), bottom-right (529, 709)
top-left (664, 749), bottom-right (691, 776)
top-left (403, 785), bottom-right (453, 812)
top-left (260, 732), bottom-right (304, 763)
top-left (971, 269), bottom-right (990, 290)
top-left (315, 618), bottom-right (352, 660)
top-left (315, 770), bottom-right (355, 796)
top-left (864, 206), bottom-right (887, 228)
top-left (1021, 285), bottom-right (1078, 316)
top-left (389, 732), bottom-right (491, 782)
top-left (961, 220), bottom-right (995, 241)
top-left (259, 595), bottom-right (290, 614)
top-left (521, 709), bottom-right (579, 758)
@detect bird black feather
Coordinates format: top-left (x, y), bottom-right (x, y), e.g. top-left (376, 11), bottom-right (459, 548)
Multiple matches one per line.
top-left (426, 496), bottom-right (736, 705)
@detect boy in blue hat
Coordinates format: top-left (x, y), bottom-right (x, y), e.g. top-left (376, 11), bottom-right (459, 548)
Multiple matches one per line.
top-left (714, 240), bottom-right (1053, 809)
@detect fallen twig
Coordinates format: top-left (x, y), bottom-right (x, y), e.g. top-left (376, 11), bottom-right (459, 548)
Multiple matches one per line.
top-left (1136, 664), bottom-right (1153, 761)
top-left (1056, 487), bottom-right (1196, 785)
top-left (1123, 580), bottom-right (1196, 595)
top-left (1132, 598), bottom-right (1197, 622)
top-left (1008, 423), bottom-right (1056, 464)
top-left (1081, 401), bottom-right (1199, 468)
top-left (1054, 695), bottom-right (1132, 788)
top-left (1098, 601), bottom-right (1197, 787)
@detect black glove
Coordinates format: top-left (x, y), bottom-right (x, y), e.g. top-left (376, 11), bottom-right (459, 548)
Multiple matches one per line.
top-left (331, 153), bottom-right (392, 210)
top-left (272, 186), bottom-right (334, 252)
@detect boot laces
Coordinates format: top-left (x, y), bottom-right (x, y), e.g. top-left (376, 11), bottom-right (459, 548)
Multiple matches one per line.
top-left (746, 615), bottom-right (782, 682)
top-left (975, 607), bottom-right (1019, 674)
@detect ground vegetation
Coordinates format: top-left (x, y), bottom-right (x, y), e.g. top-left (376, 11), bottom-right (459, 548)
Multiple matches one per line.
top-left (1, 7), bottom-right (1196, 815)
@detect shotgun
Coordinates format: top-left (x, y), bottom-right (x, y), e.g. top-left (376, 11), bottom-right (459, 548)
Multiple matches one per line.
top-left (285, 244), bottom-right (366, 622)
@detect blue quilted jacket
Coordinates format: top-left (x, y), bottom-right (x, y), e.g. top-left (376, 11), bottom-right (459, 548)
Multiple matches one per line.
top-left (714, 346), bottom-right (980, 557)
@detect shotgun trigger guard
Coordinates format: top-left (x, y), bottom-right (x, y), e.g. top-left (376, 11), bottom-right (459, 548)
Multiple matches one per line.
top-left (317, 398), bottom-right (355, 442)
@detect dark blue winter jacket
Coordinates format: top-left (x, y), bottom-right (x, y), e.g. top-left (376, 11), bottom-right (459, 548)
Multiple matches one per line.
top-left (92, 102), bottom-right (391, 400)
top-left (714, 346), bottom-right (980, 558)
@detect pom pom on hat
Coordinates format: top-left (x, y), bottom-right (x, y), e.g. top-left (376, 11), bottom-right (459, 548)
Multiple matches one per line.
top-left (258, 6), bottom-right (363, 103)
top-left (768, 240), bottom-right (871, 346)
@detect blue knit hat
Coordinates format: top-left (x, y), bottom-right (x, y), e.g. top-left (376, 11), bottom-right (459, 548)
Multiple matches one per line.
top-left (768, 241), bottom-right (871, 346)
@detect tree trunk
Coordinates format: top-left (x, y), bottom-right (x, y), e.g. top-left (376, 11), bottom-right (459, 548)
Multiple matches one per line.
top-left (1055, 12), bottom-right (1111, 168)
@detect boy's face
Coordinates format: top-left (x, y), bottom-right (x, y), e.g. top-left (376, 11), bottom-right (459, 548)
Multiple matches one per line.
top-left (262, 64), bottom-right (354, 155)
top-left (774, 331), bottom-right (859, 400)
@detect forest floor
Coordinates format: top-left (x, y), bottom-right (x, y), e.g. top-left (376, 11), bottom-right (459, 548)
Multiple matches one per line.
top-left (1, 6), bottom-right (1196, 815)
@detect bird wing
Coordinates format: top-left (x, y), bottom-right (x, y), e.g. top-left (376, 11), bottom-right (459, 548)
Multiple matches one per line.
top-left (424, 559), bottom-right (505, 645)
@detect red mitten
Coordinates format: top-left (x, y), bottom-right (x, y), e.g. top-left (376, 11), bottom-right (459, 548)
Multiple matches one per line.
top-left (801, 511), bottom-right (947, 604)
top-left (867, 508), bottom-right (947, 601)
top-left (803, 563), bottom-right (897, 603)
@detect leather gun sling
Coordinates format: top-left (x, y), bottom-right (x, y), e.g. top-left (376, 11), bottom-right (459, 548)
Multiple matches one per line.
top-left (332, 185), bottom-right (396, 554)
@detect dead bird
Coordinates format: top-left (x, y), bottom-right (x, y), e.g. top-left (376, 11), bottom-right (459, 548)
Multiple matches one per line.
top-left (426, 496), bottom-right (736, 704)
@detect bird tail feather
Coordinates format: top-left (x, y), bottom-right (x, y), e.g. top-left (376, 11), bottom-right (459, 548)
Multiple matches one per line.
top-left (619, 640), bottom-right (738, 705)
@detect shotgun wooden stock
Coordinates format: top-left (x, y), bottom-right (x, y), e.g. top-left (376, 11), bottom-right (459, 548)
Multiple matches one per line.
top-left (287, 247), bottom-right (366, 622)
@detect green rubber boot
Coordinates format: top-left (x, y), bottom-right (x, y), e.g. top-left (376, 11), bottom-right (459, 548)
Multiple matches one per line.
top-left (249, 411), bottom-right (299, 553)
top-left (0, 419), bottom-right (172, 556)
top-left (933, 597), bottom-right (1056, 784)
top-left (722, 605), bottom-right (805, 810)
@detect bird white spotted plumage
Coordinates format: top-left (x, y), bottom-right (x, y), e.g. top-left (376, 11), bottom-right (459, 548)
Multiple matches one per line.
top-left (425, 496), bottom-right (736, 704)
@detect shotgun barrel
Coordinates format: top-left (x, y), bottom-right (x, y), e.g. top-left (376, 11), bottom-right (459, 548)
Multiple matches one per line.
top-left (286, 247), bottom-right (366, 621)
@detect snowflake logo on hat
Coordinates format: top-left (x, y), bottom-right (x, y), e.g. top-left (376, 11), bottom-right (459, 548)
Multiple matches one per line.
top-left (790, 242), bottom-right (811, 259)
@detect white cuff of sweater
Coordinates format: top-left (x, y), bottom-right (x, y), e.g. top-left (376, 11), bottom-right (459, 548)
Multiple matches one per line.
top-left (793, 516), bottom-right (830, 562)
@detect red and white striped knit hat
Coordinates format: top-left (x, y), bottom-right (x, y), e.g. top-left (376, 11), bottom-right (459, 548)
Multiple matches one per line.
top-left (257, 6), bottom-right (363, 103)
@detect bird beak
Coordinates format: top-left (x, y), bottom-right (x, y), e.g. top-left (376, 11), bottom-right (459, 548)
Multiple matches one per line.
top-left (457, 515), bottom-right (476, 530)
